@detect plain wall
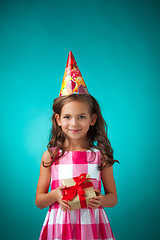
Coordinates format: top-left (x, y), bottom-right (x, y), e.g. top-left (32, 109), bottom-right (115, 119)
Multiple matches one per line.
top-left (0, 0), bottom-right (160, 239)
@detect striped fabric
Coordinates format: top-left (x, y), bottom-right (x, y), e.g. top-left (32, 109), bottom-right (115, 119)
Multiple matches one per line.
top-left (39, 148), bottom-right (115, 240)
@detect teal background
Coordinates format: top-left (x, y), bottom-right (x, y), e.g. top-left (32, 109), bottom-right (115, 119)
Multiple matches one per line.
top-left (0, 0), bottom-right (160, 239)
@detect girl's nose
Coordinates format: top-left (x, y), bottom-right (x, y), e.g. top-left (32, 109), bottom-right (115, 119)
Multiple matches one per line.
top-left (71, 118), bottom-right (77, 126)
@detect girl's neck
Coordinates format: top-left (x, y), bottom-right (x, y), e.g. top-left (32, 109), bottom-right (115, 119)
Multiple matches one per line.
top-left (63, 139), bottom-right (90, 152)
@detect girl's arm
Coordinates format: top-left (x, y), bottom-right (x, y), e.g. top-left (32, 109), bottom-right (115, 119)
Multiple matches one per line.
top-left (100, 165), bottom-right (118, 207)
top-left (35, 150), bottom-right (55, 209)
top-left (35, 150), bottom-right (70, 211)
top-left (89, 165), bottom-right (118, 208)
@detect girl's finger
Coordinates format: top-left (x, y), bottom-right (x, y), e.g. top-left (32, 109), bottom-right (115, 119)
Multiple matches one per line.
top-left (90, 198), bottom-right (100, 204)
top-left (61, 200), bottom-right (70, 209)
top-left (89, 203), bottom-right (99, 209)
top-left (94, 196), bottom-right (101, 200)
top-left (60, 206), bottom-right (66, 212)
top-left (58, 185), bottom-right (65, 190)
top-left (89, 200), bottom-right (99, 206)
top-left (60, 202), bottom-right (69, 211)
top-left (61, 200), bottom-right (70, 206)
top-left (89, 200), bottom-right (97, 205)
top-left (61, 205), bottom-right (70, 212)
top-left (94, 189), bottom-right (101, 196)
top-left (59, 192), bottom-right (63, 198)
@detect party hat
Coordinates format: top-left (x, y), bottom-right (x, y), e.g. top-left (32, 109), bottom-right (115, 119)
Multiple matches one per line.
top-left (59, 51), bottom-right (89, 96)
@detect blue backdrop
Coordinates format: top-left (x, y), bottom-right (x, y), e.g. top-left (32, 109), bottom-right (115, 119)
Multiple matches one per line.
top-left (0, 0), bottom-right (160, 239)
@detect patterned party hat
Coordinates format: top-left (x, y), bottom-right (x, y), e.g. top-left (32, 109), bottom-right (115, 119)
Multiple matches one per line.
top-left (59, 51), bottom-right (89, 96)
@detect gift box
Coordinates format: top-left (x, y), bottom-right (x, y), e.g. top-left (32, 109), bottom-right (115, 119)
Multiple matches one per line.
top-left (62, 173), bottom-right (96, 210)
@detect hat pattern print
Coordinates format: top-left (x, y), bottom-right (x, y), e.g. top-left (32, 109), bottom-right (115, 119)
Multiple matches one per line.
top-left (59, 51), bottom-right (89, 96)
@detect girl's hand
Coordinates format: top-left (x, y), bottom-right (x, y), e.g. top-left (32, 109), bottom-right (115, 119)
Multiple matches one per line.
top-left (52, 185), bottom-right (71, 212)
top-left (88, 189), bottom-right (104, 209)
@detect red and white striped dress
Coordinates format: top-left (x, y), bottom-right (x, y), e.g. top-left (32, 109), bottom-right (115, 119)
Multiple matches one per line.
top-left (39, 148), bottom-right (115, 240)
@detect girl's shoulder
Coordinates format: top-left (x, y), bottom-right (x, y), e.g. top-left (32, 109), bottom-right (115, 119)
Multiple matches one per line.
top-left (41, 150), bottom-right (52, 168)
top-left (42, 150), bottom-right (51, 162)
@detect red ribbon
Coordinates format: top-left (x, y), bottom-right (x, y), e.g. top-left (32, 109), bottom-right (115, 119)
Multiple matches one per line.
top-left (62, 173), bottom-right (95, 208)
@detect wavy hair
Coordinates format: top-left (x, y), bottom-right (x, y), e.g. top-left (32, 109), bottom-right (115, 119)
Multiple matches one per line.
top-left (45, 94), bottom-right (119, 170)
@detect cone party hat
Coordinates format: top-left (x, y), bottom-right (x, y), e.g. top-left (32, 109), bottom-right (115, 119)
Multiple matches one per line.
top-left (59, 51), bottom-right (89, 96)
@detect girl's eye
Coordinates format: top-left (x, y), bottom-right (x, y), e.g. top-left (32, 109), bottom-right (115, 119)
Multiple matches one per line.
top-left (79, 115), bottom-right (86, 119)
top-left (64, 116), bottom-right (70, 119)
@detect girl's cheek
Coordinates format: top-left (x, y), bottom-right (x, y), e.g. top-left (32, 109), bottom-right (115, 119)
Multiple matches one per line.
top-left (63, 122), bottom-right (69, 128)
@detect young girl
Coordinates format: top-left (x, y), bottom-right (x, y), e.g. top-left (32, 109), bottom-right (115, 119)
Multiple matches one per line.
top-left (35, 52), bottom-right (118, 240)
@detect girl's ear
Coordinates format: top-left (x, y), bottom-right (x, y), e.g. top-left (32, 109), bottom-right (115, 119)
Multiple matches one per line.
top-left (55, 114), bottom-right (62, 126)
top-left (90, 113), bottom-right (97, 126)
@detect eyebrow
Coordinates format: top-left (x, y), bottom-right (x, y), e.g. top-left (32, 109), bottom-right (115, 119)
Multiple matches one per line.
top-left (62, 113), bottom-right (88, 116)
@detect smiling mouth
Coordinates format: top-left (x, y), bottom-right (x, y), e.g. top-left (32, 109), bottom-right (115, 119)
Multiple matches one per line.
top-left (68, 129), bottom-right (81, 132)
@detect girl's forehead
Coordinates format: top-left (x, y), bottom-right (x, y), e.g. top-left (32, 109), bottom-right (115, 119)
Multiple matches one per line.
top-left (61, 100), bottom-right (90, 113)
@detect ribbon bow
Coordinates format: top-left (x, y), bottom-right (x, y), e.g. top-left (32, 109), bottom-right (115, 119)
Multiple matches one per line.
top-left (62, 173), bottom-right (95, 208)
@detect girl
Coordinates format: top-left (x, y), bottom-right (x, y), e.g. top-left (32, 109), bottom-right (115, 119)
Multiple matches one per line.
top-left (35, 52), bottom-right (118, 240)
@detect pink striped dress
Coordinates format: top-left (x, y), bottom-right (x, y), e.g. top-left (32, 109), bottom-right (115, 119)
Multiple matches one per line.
top-left (39, 148), bottom-right (115, 240)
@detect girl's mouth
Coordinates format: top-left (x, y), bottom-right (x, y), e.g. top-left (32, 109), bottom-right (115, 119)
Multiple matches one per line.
top-left (69, 129), bottom-right (81, 132)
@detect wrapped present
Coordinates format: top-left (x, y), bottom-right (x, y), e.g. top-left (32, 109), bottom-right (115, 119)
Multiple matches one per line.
top-left (62, 173), bottom-right (96, 211)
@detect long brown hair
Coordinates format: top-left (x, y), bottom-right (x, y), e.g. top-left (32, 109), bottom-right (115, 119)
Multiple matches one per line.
top-left (45, 94), bottom-right (119, 170)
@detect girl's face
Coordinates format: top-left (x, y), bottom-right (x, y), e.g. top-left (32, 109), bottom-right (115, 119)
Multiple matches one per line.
top-left (55, 100), bottom-right (97, 143)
